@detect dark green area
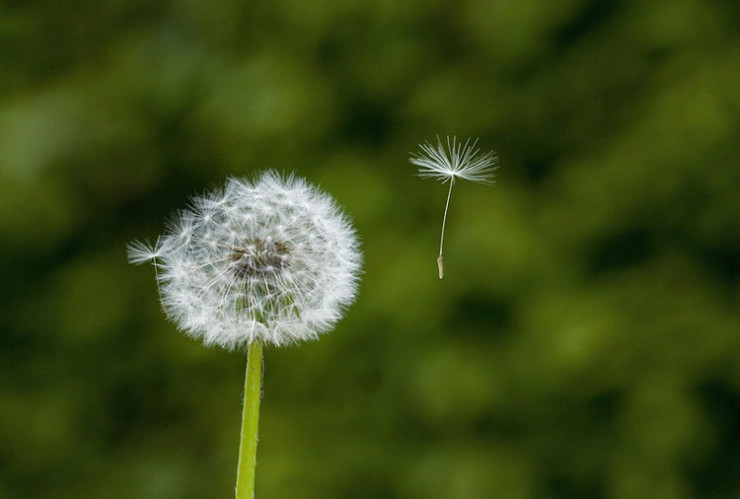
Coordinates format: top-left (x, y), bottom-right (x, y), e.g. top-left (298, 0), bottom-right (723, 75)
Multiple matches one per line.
top-left (2, 1), bottom-right (739, 498)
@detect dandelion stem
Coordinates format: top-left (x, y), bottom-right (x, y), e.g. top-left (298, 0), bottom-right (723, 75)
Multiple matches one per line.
top-left (235, 340), bottom-right (263, 499)
top-left (437, 178), bottom-right (455, 279)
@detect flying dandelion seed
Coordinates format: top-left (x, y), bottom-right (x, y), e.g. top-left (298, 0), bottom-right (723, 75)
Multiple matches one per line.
top-left (127, 170), bottom-right (362, 349)
top-left (411, 136), bottom-right (498, 279)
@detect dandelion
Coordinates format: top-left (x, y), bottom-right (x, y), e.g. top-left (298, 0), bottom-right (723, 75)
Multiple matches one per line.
top-left (127, 170), bottom-right (362, 499)
top-left (127, 171), bottom-right (362, 349)
top-left (411, 136), bottom-right (497, 279)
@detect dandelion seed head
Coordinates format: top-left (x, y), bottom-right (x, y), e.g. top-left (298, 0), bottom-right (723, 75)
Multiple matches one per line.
top-left (411, 135), bottom-right (498, 184)
top-left (128, 171), bottom-right (362, 349)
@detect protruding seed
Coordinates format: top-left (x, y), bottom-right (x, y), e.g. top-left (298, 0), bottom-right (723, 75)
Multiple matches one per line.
top-left (437, 255), bottom-right (444, 279)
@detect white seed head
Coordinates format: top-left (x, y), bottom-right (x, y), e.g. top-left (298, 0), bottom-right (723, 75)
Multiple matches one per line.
top-left (411, 135), bottom-right (498, 184)
top-left (127, 171), bottom-right (362, 349)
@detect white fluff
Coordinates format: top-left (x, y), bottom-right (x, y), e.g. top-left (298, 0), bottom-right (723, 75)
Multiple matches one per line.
top-left (411, 135), bottom-right (497, 184)
top-left (128, 171), bottom-right (362, 349)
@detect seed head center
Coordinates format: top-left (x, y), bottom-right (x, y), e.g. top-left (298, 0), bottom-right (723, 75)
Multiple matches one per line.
top-left (231, 239), bottom-right (291, 278)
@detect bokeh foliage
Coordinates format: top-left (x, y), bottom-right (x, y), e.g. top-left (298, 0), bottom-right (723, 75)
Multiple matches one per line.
top-left (2, 0), bottom-right (740, 498)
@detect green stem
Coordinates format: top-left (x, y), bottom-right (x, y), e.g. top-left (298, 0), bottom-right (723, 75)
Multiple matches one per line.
top-left (235, 340), bottom-right (263, 499)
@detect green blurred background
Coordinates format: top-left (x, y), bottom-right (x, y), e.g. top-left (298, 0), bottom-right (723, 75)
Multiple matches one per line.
top-left (2, 0), bottom-right (740, 498)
